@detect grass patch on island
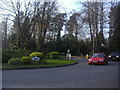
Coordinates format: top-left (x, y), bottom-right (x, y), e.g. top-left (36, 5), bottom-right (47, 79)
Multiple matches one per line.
top-left (2, 59), bottom-right (77, 69)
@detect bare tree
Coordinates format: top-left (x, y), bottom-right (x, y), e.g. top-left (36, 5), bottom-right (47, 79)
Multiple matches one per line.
top-left (1, 18), bottom-right (8, 49)
top-left (0, 0), bottom-right (59, 51)
top-left (81, 2), bottom-right (108, 53)
top-left (0, 0), bottom-right (38, 49)
top-left (34, 1), bottom-right (58, 51)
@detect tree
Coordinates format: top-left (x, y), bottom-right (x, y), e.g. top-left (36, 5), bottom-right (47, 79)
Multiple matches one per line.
top-left (81, 2), bottom-right (108, 53)
top-left (108, 2), bottom-right (120, 52)
top-left (61, 34), bottom-right (78, 55)
top-left (33, 2), bottom-right (58, 51)
top-left (66, 13), bottom-right (80, 40)
top-left (0, 0), bottom-right (39, 49)
top-left (0, 0), bottom-right (59, 51)
top-left (1, 18), bottom-right (8, 49)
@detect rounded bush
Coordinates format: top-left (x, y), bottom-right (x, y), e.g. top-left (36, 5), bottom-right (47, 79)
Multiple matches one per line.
top-left (8, 58), bottom-right (21, 65)
top-left (21, 56), bottom-right (31, 65)
top-left (30, 52), bottom-right (44, 60)
top-left (46, 53), bottom-right (51, 59)
top-left (49, 51), bottom-right (60, 59)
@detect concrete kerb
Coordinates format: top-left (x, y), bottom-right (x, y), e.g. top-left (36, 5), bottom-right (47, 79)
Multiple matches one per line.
top-left (2, 61), bottom-right (78, 70)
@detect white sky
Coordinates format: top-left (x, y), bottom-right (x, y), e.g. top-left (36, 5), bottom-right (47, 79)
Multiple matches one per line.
top-left (58, 0), bottom-right (120, 13)
top-left (57, 0), bottom-right (80, 13)
top-left (0, 0), bottom-right (79, 18)
top-left (0, 0), bottom-right (119, 17)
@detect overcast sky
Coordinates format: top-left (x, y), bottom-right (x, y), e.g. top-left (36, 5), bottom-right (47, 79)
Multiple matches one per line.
top-left (58, 0), bottom-right (120, 13)
top-left (0, 0), bottom-right (119, 21)
top-left (0, 0), bottom-right (119, 17)
top-left (57, 0), bottom-right (80, 13)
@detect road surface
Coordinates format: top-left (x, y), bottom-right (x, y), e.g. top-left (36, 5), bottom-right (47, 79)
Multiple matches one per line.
top-left (2, 58), bottom-right (118, 88)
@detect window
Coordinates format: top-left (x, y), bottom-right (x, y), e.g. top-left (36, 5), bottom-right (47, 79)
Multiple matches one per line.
top-left (92, 54), bottom-right (105, 57)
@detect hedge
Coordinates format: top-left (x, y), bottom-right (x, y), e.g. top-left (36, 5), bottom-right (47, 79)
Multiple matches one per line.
top-left (48, 51), bottom-right (60, 59)
top-left (2, 49), bottom-right (32, 63)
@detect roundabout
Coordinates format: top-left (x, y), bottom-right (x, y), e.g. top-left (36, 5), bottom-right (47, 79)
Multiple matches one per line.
top-left (2, 59), bottom-right (78, 70)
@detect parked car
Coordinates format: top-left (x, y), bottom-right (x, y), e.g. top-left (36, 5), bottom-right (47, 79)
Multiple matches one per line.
top-left (108, 52), bottom-right (120, 61)
top-left (88, 53), bottom-right (108, 65)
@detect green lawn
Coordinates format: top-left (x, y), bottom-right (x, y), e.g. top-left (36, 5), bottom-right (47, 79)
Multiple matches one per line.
top-left (1, 59), bottom-right (77, 69)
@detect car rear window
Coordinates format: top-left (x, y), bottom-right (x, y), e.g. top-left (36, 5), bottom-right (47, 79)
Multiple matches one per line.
top-left (92, 54), bottom-right (105, 57)
top-left (110, 52), bottom-right (120, 56)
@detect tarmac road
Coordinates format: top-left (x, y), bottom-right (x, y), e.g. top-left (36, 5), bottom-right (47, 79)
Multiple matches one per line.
top-left (2, 58), bottom-right (118, 88)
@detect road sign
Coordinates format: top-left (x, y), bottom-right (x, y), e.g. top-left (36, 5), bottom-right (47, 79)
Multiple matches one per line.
top-left (32, 57), bottom-right (40, 61)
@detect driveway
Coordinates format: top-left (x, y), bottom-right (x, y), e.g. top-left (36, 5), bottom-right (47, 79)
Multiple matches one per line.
top-left (2, 58), bottom-right (118, 88)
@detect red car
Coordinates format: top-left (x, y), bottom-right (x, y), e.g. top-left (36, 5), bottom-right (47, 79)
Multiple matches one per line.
top-left (88, 53), bottom-right (108, 65)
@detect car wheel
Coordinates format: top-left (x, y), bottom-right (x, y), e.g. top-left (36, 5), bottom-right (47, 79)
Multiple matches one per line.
top-left (105, 61), bottom-right (108, 65)
top-left (89, 63), bottom-right (91, 65)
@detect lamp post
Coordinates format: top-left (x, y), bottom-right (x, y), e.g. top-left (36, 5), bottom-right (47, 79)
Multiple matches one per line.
top-left (78, 47), bottom-right (80, 56)
top-left (101, 43), bottom-right (104, 47)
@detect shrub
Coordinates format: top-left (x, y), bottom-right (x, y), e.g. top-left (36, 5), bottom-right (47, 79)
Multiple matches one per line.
top-left (8, 58), bottom-right (21, 65)
top-left (2, 49), bottom-right (32, 63)
top-left (49, 51), bottom-right (60, 59)
top-left (30, 52), bottom-right (44, 59)
top-left (32, 61), bottom-right (40, 65)
top-left (46, 53), bottom-right (51, 59)
top-left (21, 56), bottom-right (31, 65)
top-left (3, 50), bottom-right (18, 63)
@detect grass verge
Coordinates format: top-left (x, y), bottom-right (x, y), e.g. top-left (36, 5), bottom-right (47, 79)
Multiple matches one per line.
top-left (1, 59), bottom-right (77, 69)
